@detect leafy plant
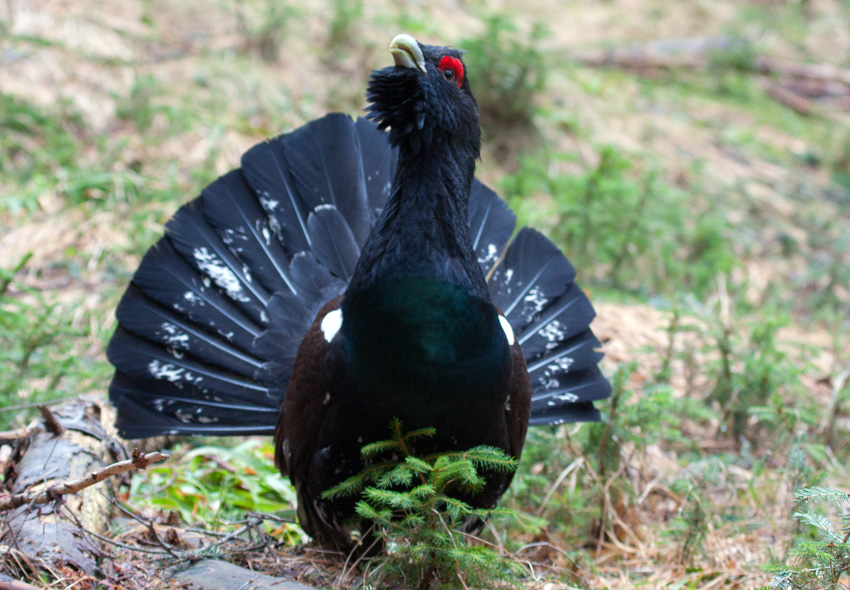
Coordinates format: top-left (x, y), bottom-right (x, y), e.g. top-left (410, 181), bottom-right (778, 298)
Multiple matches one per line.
top-left (0, 254), bottom-right (109, 429)
top-left (460, 16), bottom-right (549, 143)
top-left (763, 486), bottom-right (850, 589)
top-left (323, 418), bottom-right (523, 590)
top-left (501, 145), bottom-right (736, 297)
top-left (129, 439), bottom-right (301, 542)
top-left (706, 311), bottom-right (810, 445)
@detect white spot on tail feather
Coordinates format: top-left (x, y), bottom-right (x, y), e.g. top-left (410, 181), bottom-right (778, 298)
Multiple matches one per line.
top-left (548, 356), bottom-right (575, 373)
top-left (160, 322), bottom-right (190, 350)
top-left (538, 356), bottom-right (575, 391)
top-left (499, 315), bottom-right (515, 346)
top-left (321, 309), bottom-right (343, 342)
top-left (478, 243), bottom-right (498, 265)
top-left (193, 247), bottom-right (249, 302)
top-left (148, 359), bottom-right (184, 382)
top-left (539, 320), bottom-right (566, 349)
top-left (148, 359), bottom-right (203, 385)
top-left (183, 291), bottom-right (204, 306)
top-left (523, 285), bottom-right (549, 318)
top-left (259, 195), bottom-right (279, 212)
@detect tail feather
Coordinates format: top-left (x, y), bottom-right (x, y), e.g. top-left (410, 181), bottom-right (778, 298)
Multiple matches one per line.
top-left (528, 367), bottom-right (611, 417)
top-left (108, 327), bottom-right (273, 401)
top-left (129, 240), bottom-right (262, 351)
top-left (109, 114), bottom-right (609, 438)
top-left (468, 181), bottom-right (516, 277)
top-left (525, 329), bottom-right (605, 393)
top-left (488, 229), bottom-right (610, 423)
top-left (306, 205), bottom-right (361, 281)
top-left (517, 283), bottom-right (597, 360)
top-left (354, 117), bottom-right (397, 219)
top-left (489, 228), bottom-right (576, 329)
top-left (279, 114), bottom-right (372, 247)
top-left (111, 373), bottom-right (277, 437)
top-left (289, 251), bottom-right (347, 302)
top-left (528, 398), bottom-right (604, 426)
top-left (241, 140), bottom-right (313, 255)
top-left (201, 170), bottom-right (298, 296)
top-left (116, 286), bottom-right (266, 375)
top-left (166, 199), bottom-right (271, 318)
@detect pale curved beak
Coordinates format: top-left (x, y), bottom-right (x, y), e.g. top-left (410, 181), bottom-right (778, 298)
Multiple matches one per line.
top-left (389, 34), bottom-right (426, 74)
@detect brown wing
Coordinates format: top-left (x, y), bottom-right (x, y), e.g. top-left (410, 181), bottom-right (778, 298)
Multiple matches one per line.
top-left (506, 340), bottom-right (531, 462)
top-left (274, 295), bottom-right (342, 537)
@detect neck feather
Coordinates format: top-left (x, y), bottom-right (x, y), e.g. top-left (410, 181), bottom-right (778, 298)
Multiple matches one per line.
top-left (347, 136), bottom-right (487, 299)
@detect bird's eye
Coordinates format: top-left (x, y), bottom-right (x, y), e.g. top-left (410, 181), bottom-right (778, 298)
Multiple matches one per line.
top-left (438, 55), bottom-right (464, 89)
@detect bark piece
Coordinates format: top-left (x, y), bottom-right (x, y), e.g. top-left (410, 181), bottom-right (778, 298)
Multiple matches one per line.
top-left (171, 560), bottom-right (315, 590)
top-left (0, 398), bottom-right (120, 575)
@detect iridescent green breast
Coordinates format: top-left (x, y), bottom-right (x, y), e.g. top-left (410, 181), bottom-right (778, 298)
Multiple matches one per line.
top-left (341, 277), bottom-right (511, 401)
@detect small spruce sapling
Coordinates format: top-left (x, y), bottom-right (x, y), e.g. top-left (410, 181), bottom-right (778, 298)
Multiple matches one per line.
top-left (323, 417), bottom-right (524, 590)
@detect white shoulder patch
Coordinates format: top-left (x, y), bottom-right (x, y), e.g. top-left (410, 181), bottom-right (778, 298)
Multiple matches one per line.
top-left (320, 309), bottom-right (343, 342)
top-left (498, 315), bottom-right (515, 346)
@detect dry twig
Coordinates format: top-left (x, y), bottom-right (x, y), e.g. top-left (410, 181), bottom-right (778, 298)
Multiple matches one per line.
top-left (37, 405), bottom-right (64, 437)
top-left (0, 449), bottom-right (168, 512)
top-left (0, 425), bottom-right (43, 442)
top-left (762, 80), bottom-right (812, 115)
top-left (0, 579), bottom-right (41, 590)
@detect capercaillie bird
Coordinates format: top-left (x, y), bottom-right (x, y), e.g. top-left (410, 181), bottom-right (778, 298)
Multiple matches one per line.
top-left (107, 34), bottom-right (611, 549)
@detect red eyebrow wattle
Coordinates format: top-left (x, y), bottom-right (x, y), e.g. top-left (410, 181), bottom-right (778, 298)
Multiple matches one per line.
top-left (438, 55), bottom-right (464, 88)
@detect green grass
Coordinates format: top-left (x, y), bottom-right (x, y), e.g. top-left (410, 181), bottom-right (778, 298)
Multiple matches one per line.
top-left (0, 254), bottom-right (115, 430)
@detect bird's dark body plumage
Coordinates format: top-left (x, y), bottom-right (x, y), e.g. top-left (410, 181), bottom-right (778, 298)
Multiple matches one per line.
top-left (107, 35), bottom-right (611, 549)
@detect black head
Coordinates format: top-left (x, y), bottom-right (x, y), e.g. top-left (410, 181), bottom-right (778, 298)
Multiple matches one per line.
top-left (366, 34), bottom-right (481, 157)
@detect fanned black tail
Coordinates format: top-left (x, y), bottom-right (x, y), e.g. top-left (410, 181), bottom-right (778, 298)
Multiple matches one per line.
top-left (108, 114), bottom-right (609, 438)
top-left (468, 186), bottom-right (611, 424)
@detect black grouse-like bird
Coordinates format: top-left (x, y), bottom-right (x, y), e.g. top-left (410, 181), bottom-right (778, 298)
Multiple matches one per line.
top-left (107, 34), bottom-right (611, 548)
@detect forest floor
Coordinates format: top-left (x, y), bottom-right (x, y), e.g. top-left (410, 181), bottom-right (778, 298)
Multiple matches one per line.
top-left (1, 0), bottom-right (850, 588)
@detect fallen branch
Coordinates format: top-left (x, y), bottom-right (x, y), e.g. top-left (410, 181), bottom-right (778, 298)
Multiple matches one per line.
top-left (574, 39), bottom-right (850, 87)
top-left (0, 449), bottom-right (168, 512)
top-left (755, 57), bottom-right (850, 87)
top-left (0, 425), bottom-right (43, 442)
top-left (573, 38), bottom-right (850, 115)
top-left (762, 79), bottom-right (812, 115)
